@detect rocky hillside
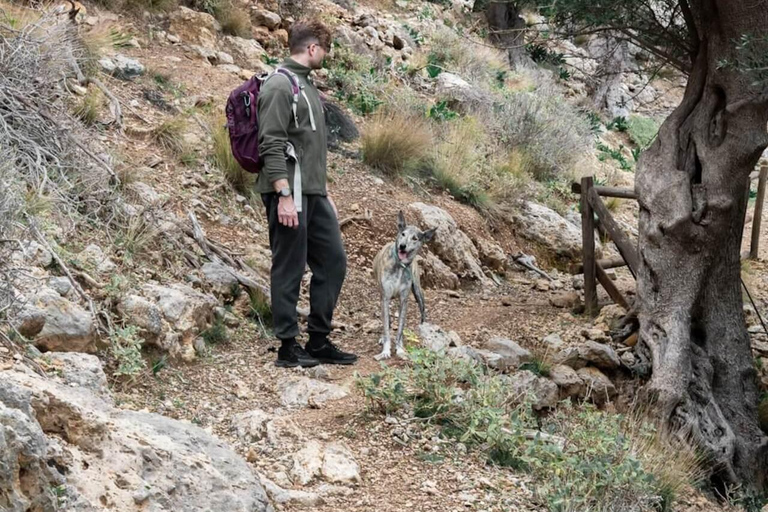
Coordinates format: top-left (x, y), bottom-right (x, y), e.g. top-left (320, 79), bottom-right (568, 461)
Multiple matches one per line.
top-left (2, 0), bottom-right (768, 511)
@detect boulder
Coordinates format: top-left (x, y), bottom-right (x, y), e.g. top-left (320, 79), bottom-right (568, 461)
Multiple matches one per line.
top-left (169, 6), bottom-right (220, 48)
top-left (553, 346), bottom-right (587, 370)
top-left (251, 8), bottom-right (281, 29)
top-left (201, 262), bottom-right (239, 296)
top-left (408, 203), bottom-right (487, 282)
top-left (549, 364), bottom-right (584, 398)
top-left (116, 294), bottom-right (165, 343)
top-left (504, 370), bottom-right (559, 410)
top-left (18, 240), bottom-right (53, 268)
top-left (417, 252), bottom-right (460, 290)
top-left (510, 201), bottom-right (601, 263)
top-left (0, 356), bottom-right (272, 512)
top-left (48, 276), bottom-right (73, 297)
top-left (483, 337), bottom-right (531, 369)
top-left (78, 243), bottom-right (116, 274)
top-left (436, 72), bottom-right (490, 109)
top-left (474, 237), bottom-right (507, 272)
top-left (16, 288), bottom-right (97, 353)
top-left (577, 341), bottom-right (621, 370)
top-left (221, 36), bottom-right (269, 73)
top-left (542, 333), bottom-right (565, 351)
top-left (576, 367), bottom-right (616, 405)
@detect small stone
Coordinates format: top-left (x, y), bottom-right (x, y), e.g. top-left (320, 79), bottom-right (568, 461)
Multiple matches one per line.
top-left (550, 291), bottom-right (580, 308)
top-left (542, 333), bottom-right (564, 351)
top-left (167, 34), bottom-right (181, 44)
top-left (321, 442), bottom-right (361, 484)
top-left (535, 280), bottom-right (550, 291)
top-left (501, 297), bottom-right (513, 307)
top-left (620, 351), bottom-right (635, 367)
top-left (577, 341), bottom-right (621, 370)
top-left (549, 364), bottom-right (584, 397)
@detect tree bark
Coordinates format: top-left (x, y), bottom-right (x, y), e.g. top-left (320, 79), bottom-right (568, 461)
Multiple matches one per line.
top-left (635, 0), bottom-right (768, 492)
top-left (485, 1), bottom-right (533, 69)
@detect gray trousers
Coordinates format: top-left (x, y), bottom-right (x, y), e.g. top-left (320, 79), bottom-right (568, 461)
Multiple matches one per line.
top-left (262, 194), bottom-right (347, 340)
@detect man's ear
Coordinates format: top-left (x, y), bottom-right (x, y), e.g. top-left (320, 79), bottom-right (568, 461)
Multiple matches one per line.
top-left (397, 211), bottom-right (406, 232)
top-left (420, 228), bottom-right (436, 242)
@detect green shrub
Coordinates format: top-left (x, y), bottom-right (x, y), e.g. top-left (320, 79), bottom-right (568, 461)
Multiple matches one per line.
top-left (357, 348), bottom-right (705, 511)
top-left (111, 325), bottom-right (146, 377)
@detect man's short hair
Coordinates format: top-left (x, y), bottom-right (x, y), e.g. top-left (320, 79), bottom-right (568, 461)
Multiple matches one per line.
top-left (288, 20), bottom-right (332, 54)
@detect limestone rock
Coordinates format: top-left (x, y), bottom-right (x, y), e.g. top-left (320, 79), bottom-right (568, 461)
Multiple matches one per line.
top-left (417, 252), bottom-right (460, 290)
top-left (577, 367), bottom-right (616, 405)
top-left (483, 337), bottom-right (531, 369)
top-left (233, 409), bottom-right (272, 442)
top-left (419, 323), bottom-right (462, 352)
top-left (19, 240), bottom-right (53, 268)
top-left (474, 237), bottom-right (507, 271)
top-left (550, 291), bottom-right (581, 309)
top-left (169, 6), bottom-right (221, 48)
top-left (277, 377), bottom-right (348, 408)
top-left (201, 262), bottom-right (239, 296)
top-left (542, 333), bottom-right (565, 351)
top-left (291, 440), bottom-right (324, 486)
top-left (408, 203), bottom-right (486, 282)
top-left (251, 8), bottom-right (281, 29)
top-left (577, 341), bottom-right (621, 370)
top-left (510, 201), bottom-right (601, 263)
top-left (549, 364), bottom-right (584, 398)
top-left (16, 288), bottom-right (97, 353)
top-left (321, 442), bottom-right (361, 484)
top-left (117, 294), bottom-right (165, 343)
top-left (221, 36), bottom-right (269, 73)
top-left (504, 370), bottom-right (559, 410)
top-left (436, 72), bottom-right (490, 109)
top-left (48, 276), bottom-right (73, 297)
top-left (261, 474), bottom-right (324, 506)
top-left (0, 357), bottom-right (271, 512)
top-left (99, 54), bottom-right (145, 80)
top-left (553, 346), bottom-right (587, 370)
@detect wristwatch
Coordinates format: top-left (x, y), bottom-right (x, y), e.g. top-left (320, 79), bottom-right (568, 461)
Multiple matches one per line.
top-left (278, 187), bottom-right (291, 197)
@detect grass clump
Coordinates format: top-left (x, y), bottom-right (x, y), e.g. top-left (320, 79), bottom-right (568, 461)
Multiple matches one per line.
top-left (201, 318), bottom-right (228, 345)
top-left (73, 89), bottom-right (105, 126)
top-left (357, 348), bottom-right (706, 512)
top-left (152, 117), bottom-right (188, 155)
top-left (361, 112), bottom-right (432, 177)
top-left (211, 119), bottom-right (254, 194)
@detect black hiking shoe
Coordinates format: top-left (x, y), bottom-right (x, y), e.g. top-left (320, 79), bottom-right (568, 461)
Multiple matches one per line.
top-left (275, 340), bottom-right (320, 368)
top-left (305, 337), bottom-right (358, 365)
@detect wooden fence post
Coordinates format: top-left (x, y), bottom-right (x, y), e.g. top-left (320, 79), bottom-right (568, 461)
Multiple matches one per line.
top-left (581, 177), bottom-right (598, 316)
top-left (750, 164), bottom-right (768, 260)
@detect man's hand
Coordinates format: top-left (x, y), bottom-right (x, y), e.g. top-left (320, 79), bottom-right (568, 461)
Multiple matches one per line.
top-left (328, 195), bottom-right (338, 219)
top-left (278, 196), bottom-right (299, 228)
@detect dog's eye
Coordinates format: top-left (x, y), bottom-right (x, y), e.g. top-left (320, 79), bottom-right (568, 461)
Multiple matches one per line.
top-left (412, 236), bottom-right (417, 241)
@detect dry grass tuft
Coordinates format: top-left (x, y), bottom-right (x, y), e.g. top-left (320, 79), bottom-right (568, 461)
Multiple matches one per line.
top-left (152, 117), bottom-right (188, 155)
top-left (361, 112), bottom-right (432, 177)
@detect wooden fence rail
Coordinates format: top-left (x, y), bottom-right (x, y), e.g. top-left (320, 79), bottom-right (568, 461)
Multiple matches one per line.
top-left (573, 164), bottom-right (768, 316)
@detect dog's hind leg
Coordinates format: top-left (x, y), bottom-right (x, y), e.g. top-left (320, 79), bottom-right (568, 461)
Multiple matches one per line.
top-left (375, 295), bottom-right (392, 360)
top-left (395, 290), bottom-right (409, 359)
top-left (412, 281), bottom-right (427, 324)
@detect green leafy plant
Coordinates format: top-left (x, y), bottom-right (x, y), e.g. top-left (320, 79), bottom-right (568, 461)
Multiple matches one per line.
top-left (356, 349), bottom-right (705, 511)
top-left (111, 325), bottom-right (146, 377)
top-left (597, 142), bottom-right (633, 172)
top-left (606, 116), bottom-right (629, 132)
top-left (427, 101), bottom-right (459, 121)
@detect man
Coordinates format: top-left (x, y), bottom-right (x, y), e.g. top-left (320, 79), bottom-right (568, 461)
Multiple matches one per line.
top-left (257, 20), bottom-right (357, 368)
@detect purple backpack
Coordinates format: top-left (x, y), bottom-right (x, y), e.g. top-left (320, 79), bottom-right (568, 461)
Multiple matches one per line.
top-left (225, 68), bottom-right (300, 174)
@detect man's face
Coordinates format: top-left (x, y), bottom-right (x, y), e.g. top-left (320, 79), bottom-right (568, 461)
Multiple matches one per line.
top-left (307, 42), bottom-right (329, 69)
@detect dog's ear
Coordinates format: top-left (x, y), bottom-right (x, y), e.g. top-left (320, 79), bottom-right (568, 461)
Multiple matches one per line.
top-left (397, 210), bottom-right (406, 232)
top-left (420, 228), bottom-right (436, 242)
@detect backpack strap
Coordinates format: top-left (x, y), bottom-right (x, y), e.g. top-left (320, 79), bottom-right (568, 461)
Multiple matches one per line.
top-left (264, 68), bottom-right (301, 128)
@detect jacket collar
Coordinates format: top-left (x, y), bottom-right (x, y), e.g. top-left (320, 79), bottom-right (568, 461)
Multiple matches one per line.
top-left (281, 57), bottom-right (312, 79)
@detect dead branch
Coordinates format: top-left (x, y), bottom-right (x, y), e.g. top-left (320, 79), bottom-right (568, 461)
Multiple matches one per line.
top-left (511, 252), bottom-right (553, 281)
top-left (339, 209), bottom-right (373, 229)
top-left (0, 330), bottom-right (47, 377)
top-left (8, 91), bottom-right (119, 183)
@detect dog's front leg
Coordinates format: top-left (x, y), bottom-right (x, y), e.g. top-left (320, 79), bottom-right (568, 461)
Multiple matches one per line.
top-left (395, 290), bottom-right (409, 359)
top-left (375, 295), bottom-right (392, 360)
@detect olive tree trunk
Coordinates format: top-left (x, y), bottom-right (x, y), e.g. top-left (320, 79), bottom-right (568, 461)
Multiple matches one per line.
top-left (485, 1), bottom-right (532, 68)
top-left (635, 0), bottom-right (768, 491)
